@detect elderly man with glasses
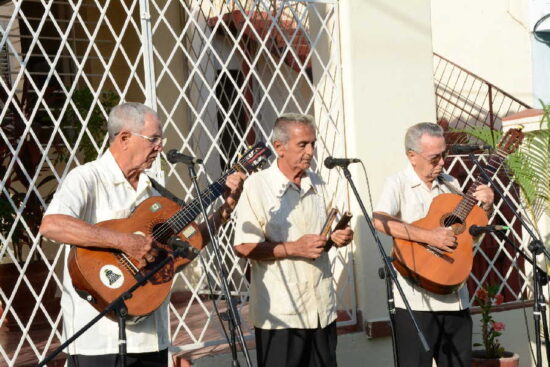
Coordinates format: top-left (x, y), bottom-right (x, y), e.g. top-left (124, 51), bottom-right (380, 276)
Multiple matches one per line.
top-left (372, 122), bottom-right (494, 367)
top-left (40, 102), bottom-right (245, 366)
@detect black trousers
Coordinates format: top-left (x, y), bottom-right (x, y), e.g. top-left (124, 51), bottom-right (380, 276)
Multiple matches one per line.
top-left (255, 321), bottom-right (337, 367)
top-left (394, 308), bottom-right (472, 367)
top-left (67, 349), bottom-right (168, 367)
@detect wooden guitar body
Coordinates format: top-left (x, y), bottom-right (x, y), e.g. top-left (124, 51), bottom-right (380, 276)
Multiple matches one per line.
top-left (67, 142), bottom-right (272, 322)
top-left (392, 193), bottom-right (488, 294)
top-left (69, 196), bottom-right (203, 321)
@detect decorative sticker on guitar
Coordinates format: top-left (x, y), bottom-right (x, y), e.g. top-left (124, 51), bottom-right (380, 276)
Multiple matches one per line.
top-left (99, 265), bottom-right (124, 289)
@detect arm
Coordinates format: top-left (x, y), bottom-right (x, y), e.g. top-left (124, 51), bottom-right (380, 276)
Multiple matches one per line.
top-left (40, 214), bottom-right (154, 266)
top-left (234, 234), bottom-right (327, 261)
top-left (373, 211), bottom-right (457, 253)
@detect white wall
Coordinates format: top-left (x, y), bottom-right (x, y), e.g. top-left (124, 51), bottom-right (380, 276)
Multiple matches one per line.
top-left (431, 0), bottom-right (534, 105)
top-left (340, 0), bottom-right (437, 323)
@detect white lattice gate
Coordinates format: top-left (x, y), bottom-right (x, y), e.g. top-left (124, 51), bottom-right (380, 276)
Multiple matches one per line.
top-left (0, 0), bottom-right (354, 365)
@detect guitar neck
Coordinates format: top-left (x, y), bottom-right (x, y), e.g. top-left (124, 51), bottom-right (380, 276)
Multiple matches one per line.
top-left (166, 169), bottom-right (234, 234)
top-left (453, 150), bottom-right (507, 220)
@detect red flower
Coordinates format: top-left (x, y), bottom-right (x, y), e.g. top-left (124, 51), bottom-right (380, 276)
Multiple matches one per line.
top-left (495, 294), bottom-right (504, 305)
top-left (492, 322), bottom-right (505, 332)
top-left (476, 288), bottom-right (488, 302)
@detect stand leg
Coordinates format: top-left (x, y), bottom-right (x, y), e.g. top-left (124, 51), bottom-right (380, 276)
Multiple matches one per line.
top-left (379, 266), bottom-right (399, 367)
top-left (116, 303), bottom-right (128, 367)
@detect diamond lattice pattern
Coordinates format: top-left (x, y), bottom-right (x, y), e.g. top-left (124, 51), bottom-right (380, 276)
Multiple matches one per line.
top-left (0, 0), bottom-right (353, 365)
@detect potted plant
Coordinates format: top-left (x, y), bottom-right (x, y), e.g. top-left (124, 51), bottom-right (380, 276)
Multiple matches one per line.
top-left (472, 285), bottom-right (519, 367)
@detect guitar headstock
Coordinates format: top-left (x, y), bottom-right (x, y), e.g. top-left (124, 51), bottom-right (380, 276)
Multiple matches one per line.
top-left (497, 128), bottom-right (524, 157)
top-left (233, 142), bottom-right (272, 175)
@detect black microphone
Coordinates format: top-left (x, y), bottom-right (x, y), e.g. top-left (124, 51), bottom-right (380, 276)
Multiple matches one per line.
top-left (167, 237), bottom-right (200, 260)
top-left (449, 144), bottom-right (492, 154)
top-left (166, 149), bottom-right (203, 165)
top-left (469, 225), bottom-right (509, 236)
top-left (324, 156), bottom-right (361, 169)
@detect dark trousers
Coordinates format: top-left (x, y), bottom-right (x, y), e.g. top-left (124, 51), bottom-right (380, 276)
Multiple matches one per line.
top-left (255, 321), bottom-right (337, 367)
top-left (67, 349), bottom-right (168, 367)
top-left (394, 308), bottom-right (472, 367)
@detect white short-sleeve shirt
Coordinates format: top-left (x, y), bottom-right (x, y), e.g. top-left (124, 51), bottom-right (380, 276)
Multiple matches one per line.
top-left (233, 162), bottom-right (337, 329)
top-left (44, 150), bottom-right (170, 355)
top-left (374, 164), bottom-right (470, 312)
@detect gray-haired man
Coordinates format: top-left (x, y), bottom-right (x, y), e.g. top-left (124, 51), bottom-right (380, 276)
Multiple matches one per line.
top-left (233, 113), bottom-right (353, 367)
top-left (373, 122), bottom-right (494, 367)
top-left (40, 102), bottom-right (245, 366)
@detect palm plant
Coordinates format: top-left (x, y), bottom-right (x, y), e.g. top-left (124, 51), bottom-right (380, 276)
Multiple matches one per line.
top-left (458, 102), bottom-right (549, 233)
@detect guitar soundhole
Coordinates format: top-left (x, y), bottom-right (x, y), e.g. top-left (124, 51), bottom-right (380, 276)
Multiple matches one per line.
top-left (441, 213), bottom-right (466, 235)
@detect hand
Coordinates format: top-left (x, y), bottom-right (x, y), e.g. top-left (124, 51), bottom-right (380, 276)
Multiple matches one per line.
top-left (473, 184), bottom-right (494, 210)
top-left (220, 172), bottom-right (247, 221)
top-left (119, 234), bottom-right (158, 268)
top-left (330, 227), bottom-right (354, 248)
top-left (289, 234), bottom-right (326, 259)
top-left (425, 227), bottom-right (457, 253)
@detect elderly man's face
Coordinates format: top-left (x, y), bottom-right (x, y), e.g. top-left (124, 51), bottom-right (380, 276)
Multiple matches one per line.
top-left (275, 122), bottom-right (316, 173)
top-left (407, 134), bottom-right (446, 184)
top-left (127, 112), bottom-right (163, 171)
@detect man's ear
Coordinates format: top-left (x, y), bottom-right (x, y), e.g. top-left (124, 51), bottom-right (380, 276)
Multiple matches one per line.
top-left (116, 130), bottom-right (132, 150)
top-left (406, 150), bottom-right (417, 166)
top-left (273, 140), bottom-right (286, 158)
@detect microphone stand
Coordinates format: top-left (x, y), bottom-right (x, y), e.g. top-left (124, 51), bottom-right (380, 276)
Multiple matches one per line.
top-left (468, 153), bottom-right (549, 366)
top-left (38, 248), bottom-right (189, 367)
top-left (491, 230), bottom-right (550, 365)
top-left (338, 164), bottom-right (430, 364)
top-left (188, 164), bottom-right (252, 367)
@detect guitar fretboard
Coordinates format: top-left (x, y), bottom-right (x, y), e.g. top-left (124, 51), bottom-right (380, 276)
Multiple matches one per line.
top-left (451, 150), bottom-right (507, 221)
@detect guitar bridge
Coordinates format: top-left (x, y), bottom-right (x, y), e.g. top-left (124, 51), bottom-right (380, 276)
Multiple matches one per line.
top-left (424, 245), bottom-right (455, 264)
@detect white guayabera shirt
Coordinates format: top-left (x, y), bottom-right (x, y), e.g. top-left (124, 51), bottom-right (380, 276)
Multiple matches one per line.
top-left (45, 150), bottom-right (169, 355)
top-left (233, 162), bottom-right (338, 330)
top-left (374, 163), bottom-right (470, 312)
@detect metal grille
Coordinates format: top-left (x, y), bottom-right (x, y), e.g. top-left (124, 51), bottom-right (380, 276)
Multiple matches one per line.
top-left (0, 0), bottom-right (352, 365)
top-left (434, 53), bottom-right (531, 144)
top-left (445, 155), bottom-right (531, 305)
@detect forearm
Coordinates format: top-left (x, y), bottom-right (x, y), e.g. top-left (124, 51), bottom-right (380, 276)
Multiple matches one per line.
top-left (234, 241), bottom-right (295, 261)
top-left (373, 212), bottom-right (430, 244)
top-left (40, 214), bottom-right (126, 250)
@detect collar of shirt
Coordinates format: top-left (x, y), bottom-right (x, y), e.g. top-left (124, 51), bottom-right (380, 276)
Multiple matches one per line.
top-left (405, 163), bottom-right (443, 192)
top-left (269, 161), bottom-right (317, 198)
top-left (100, 150), bottom-right (153, 195)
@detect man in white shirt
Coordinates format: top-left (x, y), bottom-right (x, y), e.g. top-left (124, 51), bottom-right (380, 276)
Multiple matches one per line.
top-left (373, 122), bottom-right (494, 367)
top-left (40, 102), bottom-right (244, 367)
top-left (233, 113), bottom-right (353, 367)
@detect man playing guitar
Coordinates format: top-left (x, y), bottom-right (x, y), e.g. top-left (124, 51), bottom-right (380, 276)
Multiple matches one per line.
top-left (373, 122), bottom-right (494, 367)
top-left (39, 102), bottom-right (245, 367)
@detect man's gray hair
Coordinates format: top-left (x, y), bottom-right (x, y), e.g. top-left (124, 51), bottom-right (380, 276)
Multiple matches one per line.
top-left (272, 113), bottom-right (315, 144)
top-left (107, 102), bottom-right (159, 142)
top-left (404, 122), bottom-right (444, 153)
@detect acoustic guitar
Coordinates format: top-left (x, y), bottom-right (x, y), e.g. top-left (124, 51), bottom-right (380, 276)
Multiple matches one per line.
top-left (68, 143), bottom-right (271, 321)
top-left (392, 129), bottom-right (524, 295)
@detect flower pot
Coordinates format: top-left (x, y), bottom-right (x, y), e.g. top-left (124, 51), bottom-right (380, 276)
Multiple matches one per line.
top-left (472, 351), bottom-right (519, 367)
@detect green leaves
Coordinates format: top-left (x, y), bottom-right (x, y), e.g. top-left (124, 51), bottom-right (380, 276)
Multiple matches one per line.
top-left (457, 103), bottom-right (550, 223)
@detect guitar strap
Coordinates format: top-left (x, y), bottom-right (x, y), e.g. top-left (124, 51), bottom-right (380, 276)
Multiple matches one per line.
top-left (437, 175), bottom-right (464, 196)
top-left (149, 177), bottom-right (186, 207)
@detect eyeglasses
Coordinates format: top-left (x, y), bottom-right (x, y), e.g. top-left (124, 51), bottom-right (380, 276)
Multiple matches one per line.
top-left (415, 151), bottom-right (447, 165)
top-left (131, 132), bottom-right (166, 147)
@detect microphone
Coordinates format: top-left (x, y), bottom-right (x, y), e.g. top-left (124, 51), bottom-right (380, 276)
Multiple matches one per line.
top-left (324, 156), bottom-right (361, 169)
top-left (166, 149), bottom-right (203, 165)
top-left (167, 236), bottom-right (200, 260)
top-left (449, 144), bottom-right (492, 154)
top-left (469, 225), bottom-right (509, 236)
